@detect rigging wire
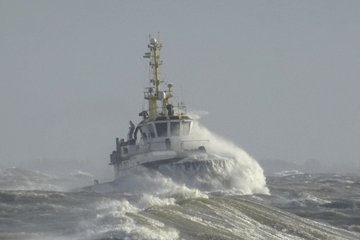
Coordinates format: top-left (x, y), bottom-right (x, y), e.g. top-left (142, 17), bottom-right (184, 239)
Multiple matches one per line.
top-left (180, 84), bottom-right (184, 103)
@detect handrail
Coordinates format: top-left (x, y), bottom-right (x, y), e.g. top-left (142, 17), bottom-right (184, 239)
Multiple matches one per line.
top-left (141, 97), bottom-right (187, 116)
top-left (146, 139), bottom-right (209, 144)
top-left (147, 139), bottom-right (209, 151)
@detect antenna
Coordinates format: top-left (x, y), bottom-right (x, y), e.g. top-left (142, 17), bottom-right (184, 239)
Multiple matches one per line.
top-left (180, 84), bottom-right (184, 102)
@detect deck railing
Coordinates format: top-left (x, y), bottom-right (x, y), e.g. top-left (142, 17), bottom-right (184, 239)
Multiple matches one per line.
top-left (143, 91), bottom-right (187, 116)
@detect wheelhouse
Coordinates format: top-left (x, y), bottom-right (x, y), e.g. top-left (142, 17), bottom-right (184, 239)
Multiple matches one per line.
top-left (139, 118), bottom-right (192, 139)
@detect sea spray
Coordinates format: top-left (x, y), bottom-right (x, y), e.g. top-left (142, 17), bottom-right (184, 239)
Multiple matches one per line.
top-left (107, 116), bottom-right (270, 196)
top-left (185, 117), bottom-right (270, 195)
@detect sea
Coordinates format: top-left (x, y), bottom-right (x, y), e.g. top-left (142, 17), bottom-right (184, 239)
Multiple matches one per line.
top-left (1, 127), bottom-right (359, 239)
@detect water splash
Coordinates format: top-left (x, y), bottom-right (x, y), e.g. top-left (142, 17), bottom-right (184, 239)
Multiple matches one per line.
top-left (185, 119), bottom-right (270, 195)
top-left (102, 119), bottom-right (269, 196)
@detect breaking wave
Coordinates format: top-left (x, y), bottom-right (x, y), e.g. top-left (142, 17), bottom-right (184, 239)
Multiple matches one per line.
top-left (91, 120), bottom-right (269, 196)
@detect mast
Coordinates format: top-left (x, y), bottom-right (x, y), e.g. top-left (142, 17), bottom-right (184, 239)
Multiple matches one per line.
top-left (144, 37), bottom-right (173, 120)
top-left (150, 38), bottom-right (161, 93)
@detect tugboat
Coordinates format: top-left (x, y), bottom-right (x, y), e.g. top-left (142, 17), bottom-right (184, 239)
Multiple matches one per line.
top-left (110, 37), bottom-right (208, 178)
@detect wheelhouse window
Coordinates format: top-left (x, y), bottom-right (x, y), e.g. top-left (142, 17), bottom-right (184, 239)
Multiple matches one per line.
top-left (170, 122), bottom-right (180, 136)
top-left (155, 122), bottom-right (168, 137)
top-left (147, 124), bottom-right (155, 138)
top-left (139, 125), bottom-right (147, 139)
top-left (182, 121), bottom-right (191, 136)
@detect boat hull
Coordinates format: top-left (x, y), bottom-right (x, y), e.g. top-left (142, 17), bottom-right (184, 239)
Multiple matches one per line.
top-left (111, 149), bottom-right (206, 178)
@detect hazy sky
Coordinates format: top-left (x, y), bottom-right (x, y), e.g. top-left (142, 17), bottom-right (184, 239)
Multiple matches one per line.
top-left (1, 1), bottom-right (359, 170)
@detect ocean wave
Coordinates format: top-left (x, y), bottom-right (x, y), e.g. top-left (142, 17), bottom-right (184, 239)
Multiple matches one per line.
top-left (0, 167), bottom-right (95, 191)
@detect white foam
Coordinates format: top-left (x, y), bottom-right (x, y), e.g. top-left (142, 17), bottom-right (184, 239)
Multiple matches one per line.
top-left (136, 193), bottom-right (176, 209)
top-left (76, 198), bottom-right (179, 240)
top-left (186, 119), bottom-right (270, 195)
top-left (273, 170), bottom-right (304, 177)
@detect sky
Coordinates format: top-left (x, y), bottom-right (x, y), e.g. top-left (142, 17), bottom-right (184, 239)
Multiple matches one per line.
top-left (1, 1), bottom-right (360, 172)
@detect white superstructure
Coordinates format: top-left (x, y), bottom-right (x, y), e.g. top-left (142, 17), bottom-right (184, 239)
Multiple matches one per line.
top-left (109, 37), bottom-right (208, 178)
